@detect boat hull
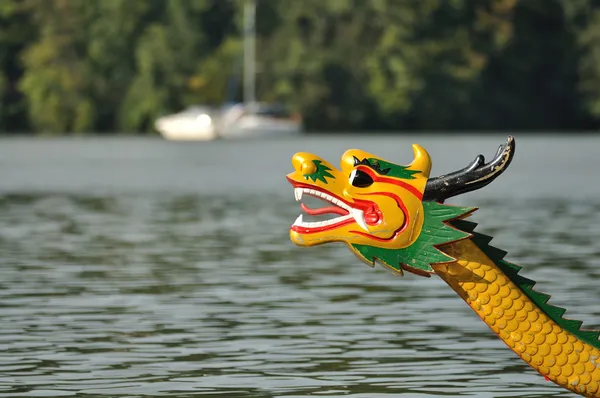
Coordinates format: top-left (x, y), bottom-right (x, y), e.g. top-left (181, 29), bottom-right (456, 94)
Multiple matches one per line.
top-left (155, 117), bottom-right (217, 141)
top-left (155, 103), bottom-right (303, 141)
top-left (220, 115), bottom-right (302, 139)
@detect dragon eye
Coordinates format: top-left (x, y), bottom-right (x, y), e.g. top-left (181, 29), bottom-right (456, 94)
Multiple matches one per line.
top-left (349, 169), bottom-right (373, 188)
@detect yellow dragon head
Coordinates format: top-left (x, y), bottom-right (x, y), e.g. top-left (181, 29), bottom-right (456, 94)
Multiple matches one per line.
top-left (286, 137), bottom-right (515, 276)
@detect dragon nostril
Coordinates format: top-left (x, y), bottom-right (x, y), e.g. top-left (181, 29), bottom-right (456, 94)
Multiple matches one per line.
top-left (292, 152), bottom-right (318, 174)
top-left (301, 162), bottom-right (316, 174)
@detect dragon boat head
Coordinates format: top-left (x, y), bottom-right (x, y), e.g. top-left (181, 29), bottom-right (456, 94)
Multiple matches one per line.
top-left (286, 136), bottom-right (515, 276)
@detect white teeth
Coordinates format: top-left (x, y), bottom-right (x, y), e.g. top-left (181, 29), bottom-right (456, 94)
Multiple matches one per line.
top-left (351, 209), bottom-right (369, 232)
top-left (293, 214), bottom-right (353, 228)
top-left (293, 214), bottom-right (303, 226)
top-left (292, 187), bottom-right (369, 231)
top-left (294, 188), bottom-right (303, 201)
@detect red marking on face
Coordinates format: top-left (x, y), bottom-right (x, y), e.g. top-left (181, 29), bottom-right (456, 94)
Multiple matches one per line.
top-left (287, 177), bottom-right (380, 234)
top-left (356, 166), bottom-right (423, 200)
top-left (350, 191), bottom-right (410, 242)
top-left (286, 172), bottom-right (415, 238)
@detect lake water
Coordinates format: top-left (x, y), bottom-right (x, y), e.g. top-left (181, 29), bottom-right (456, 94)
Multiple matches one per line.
top-left (0, 134), bottom-right (599, 398)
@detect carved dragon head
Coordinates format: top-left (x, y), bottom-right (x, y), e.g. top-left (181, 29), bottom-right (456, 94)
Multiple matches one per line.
top-left (286, 136), bottom-right (515, 276)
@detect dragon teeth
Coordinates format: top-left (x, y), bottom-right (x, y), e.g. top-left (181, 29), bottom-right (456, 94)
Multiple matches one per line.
top-left (292, 187), bottom-right (369, 230)
top-left (351, 209), bottom-right (369, 232)
top-left (293, 214), bottom-right (303, 226)
top-left (294, 214), bottom-right (353, 228)
top-left (293, 188), bottom-right (351, 210)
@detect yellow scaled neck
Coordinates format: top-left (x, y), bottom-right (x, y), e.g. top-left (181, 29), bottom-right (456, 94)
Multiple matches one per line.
top-left (432, 239), bottom-right (600, 398)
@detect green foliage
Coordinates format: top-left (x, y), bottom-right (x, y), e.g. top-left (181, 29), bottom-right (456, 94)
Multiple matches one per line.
top-left (18, 0), bottom-right (90, 133)
top-left (2, 0), bottom-right (600, 133)
top-left (0, 0), bottom-right (34, 132)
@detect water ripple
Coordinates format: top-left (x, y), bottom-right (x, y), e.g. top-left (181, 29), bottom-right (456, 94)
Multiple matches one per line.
top-left (0, 153), bottom-right (599, 397)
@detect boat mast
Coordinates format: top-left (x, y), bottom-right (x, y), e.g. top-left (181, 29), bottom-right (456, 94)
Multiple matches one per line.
top-left (243, 0), bottom-right (256, 111)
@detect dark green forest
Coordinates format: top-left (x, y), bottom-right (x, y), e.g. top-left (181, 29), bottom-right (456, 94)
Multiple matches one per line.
top-left (2, 0), bottom-right (600, 134)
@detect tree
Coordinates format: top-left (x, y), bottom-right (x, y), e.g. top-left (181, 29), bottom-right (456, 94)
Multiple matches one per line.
top-left (19, 0), bottom-right (93, 133)
top-left (0, 0), bottom-right (35, 133)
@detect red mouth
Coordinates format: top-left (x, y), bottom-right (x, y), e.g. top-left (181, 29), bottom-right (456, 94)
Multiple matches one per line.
top-left (287, 177), bottom-right (381, 234)
top-left (300, 202), bottom-right (348, 217)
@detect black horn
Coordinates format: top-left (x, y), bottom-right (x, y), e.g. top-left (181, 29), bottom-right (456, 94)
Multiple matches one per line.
top-left (423, 136), bottom-right (515, 202)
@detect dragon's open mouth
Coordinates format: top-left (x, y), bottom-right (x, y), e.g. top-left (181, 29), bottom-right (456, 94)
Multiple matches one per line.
top-left (290, 185), bottom-right (373, 233)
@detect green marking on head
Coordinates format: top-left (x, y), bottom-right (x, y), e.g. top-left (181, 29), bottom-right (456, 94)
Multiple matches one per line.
top-left (367, 158), bottom-right (419, 179)
top-left (351, 202), bottom-right (474, 274)
top-left (303, 160), bottom-right (335, 184)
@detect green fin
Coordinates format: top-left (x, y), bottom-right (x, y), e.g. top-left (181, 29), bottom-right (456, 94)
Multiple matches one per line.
top-left (451, 219), bottom-right (600, 350)
top-left (352, 202), bottom-right (474, 274)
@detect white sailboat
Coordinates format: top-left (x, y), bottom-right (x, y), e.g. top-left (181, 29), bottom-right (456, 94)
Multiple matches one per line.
top-left (155, 0), bottom-right (303, 141)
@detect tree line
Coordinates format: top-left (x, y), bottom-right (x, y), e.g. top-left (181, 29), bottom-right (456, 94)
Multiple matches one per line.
top-left (2, 0), bottom-right (600, 134)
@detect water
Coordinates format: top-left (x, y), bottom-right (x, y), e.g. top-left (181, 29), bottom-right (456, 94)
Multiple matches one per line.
top-left (0, 134), bottom-right (599, 398)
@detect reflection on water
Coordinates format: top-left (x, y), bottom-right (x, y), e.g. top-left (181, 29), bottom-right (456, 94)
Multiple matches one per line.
top-left (0, 136), bottom-right (599, 397)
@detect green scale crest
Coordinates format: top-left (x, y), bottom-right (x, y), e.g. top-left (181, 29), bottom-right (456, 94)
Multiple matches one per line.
top-left (351, 202), bottom-right (475, 275)
top-left (351, 201), bottom-right (600, 349)
top-left (452, 218), bottom-right (600, 350)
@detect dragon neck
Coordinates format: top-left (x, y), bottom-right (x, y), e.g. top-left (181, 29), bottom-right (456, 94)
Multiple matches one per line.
top-left (433, 219), bottom-right (600, 397)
